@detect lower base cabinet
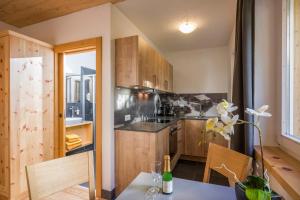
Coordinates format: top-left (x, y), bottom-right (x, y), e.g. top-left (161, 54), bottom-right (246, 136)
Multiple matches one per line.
top-left (183, 120), bottom-right (230, 158)
top-left (115, 119), bottom-right (230, 195)
top-left (115, 128), bottom-right (169, 194)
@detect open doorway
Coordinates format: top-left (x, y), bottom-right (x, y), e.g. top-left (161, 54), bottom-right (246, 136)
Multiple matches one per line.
top-left (54, 38), bottom-right (102, 198)
top-left (64, 51), bottom-right (96, 155)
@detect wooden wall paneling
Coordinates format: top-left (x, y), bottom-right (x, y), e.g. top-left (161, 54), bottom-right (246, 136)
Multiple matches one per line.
top-left (0, 36), bottom-right (10, 199)
top-left (9, 35), bottom-right (54, 199)
top-left (0, 0), bottom-right (124, 28)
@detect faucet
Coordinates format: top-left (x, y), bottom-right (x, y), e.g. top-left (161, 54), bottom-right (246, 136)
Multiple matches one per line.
top-left (70, 106), bottom-right (78, 117)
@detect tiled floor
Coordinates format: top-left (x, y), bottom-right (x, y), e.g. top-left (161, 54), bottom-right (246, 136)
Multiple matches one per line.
top-left (172, 159), bottom-right (229, 186)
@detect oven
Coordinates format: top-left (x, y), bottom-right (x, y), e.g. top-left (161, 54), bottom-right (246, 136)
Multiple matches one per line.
top-left (169, 124), bottom-right (178, 159)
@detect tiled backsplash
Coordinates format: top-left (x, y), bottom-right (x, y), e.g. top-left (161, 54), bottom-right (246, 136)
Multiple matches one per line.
top-left (114, 87), bottom-right (227, 125)
top-left (114, 88), bottom-right (158, 125)
top-left (160, 93), bottom-right (227, 117)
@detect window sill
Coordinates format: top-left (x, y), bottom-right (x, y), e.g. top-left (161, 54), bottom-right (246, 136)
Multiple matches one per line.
top-left (255, 146), bottom-right (300, 200)
top-left (281, 134), bottom-right (300, 144)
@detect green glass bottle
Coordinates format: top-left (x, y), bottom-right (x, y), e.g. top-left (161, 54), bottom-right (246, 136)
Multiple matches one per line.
top-left (162, 155), bottom-right (173, 194)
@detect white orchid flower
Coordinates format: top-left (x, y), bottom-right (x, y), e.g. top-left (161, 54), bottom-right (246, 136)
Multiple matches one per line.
top-left (245, 105), bottom-right (272, 117)
top-left (221, 114), bottom-right (239, 135)
top-left (216, 100), bottom-right (238, 116)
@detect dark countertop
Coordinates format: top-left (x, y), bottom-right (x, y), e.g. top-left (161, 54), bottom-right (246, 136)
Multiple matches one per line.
top-left (114, 115), bottom-right (218, 133)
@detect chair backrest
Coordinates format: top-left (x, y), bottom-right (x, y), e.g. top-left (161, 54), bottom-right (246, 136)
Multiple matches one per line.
top-left (26, 151), bottom-right (95, 200)
top-left (203, 143), bottom-right (252, 187)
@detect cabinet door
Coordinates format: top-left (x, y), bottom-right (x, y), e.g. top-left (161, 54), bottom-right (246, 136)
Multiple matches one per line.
top-left (204, 131), bottom-right (229, 156)
top-left (115, 36), bottom-right (139, 87)
top-left (177, 120), bottom-right (185, 154)
top-left (184, 120), bottom-right (205, 157)
top-left (156, 128), bottom-right (169, 165)
top-left (139, 38), bottom-right (158, 89)
top-left (160, 59), bottom-right (169, 91)
top-left (168, 64), bottom-right (173, 92)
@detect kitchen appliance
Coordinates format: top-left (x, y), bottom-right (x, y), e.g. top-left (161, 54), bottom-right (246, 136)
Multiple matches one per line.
top-left (169, 124), bottom-right (178, 159)
top-left (158, 103), bottom-right (175, 117)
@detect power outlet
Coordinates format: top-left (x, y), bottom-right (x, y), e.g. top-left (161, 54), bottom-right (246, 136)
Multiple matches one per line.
top-left (125, 114), bottom-right (131, 122)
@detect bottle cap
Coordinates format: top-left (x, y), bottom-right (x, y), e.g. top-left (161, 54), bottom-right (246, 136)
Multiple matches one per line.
top-left (164, 155), bottom-right (170, 160)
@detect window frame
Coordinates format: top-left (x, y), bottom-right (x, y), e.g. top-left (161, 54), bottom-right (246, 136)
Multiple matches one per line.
top-left (280, 0), bottom-right (300, 159)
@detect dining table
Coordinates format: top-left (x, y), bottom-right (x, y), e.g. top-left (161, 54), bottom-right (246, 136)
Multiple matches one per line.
top-left (115, 172), bottom-right (237, 200)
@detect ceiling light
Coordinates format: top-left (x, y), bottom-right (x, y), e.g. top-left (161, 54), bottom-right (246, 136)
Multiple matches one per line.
top-left (179, 22), bottom-right (197, 34)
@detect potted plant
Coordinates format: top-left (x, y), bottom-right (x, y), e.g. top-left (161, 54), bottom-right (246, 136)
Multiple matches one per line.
top-left (206, 100), bottom-right (282, 200)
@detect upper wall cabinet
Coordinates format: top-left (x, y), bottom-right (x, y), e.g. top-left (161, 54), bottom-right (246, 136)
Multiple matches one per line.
top-left (115, 35), bottom-right (173, 92)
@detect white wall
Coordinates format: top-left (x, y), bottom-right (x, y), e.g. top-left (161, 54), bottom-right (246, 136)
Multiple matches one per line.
top-left (111, 6), bottom-right (164, 54)
top-left (0, 4), bottom-right (115, 191)
top-left (254, 0), bottom-right (281, 146)
top-left (228, 27), bottom-right (235, 101)
top-left (165, 47), bottom-right (230, 94)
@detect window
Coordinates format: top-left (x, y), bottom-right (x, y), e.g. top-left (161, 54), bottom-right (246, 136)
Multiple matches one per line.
top-left (282, 0), bottom-right (300, 142)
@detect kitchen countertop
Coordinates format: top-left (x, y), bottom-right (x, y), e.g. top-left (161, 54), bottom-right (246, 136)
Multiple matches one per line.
top-left (114, 115), bottom-right (218, 133)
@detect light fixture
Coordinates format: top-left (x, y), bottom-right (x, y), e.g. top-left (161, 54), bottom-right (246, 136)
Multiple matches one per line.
top-left (179, 22), bottom-right (197, 34)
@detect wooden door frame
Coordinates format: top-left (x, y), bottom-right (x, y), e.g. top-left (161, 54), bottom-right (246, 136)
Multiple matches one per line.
top-left (54, 37), bottom-right (102, 198)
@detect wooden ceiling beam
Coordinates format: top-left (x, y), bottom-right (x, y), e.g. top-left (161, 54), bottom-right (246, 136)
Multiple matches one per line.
top-left (0, 0), bottom-right (124, 28)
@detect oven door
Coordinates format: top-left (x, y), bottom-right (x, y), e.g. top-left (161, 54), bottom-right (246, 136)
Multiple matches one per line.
top-left (169, 128), bottom-right (178, 159)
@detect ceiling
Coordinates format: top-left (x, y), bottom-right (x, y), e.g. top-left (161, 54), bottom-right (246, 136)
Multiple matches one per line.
top-left (116, 0), bottom-right (236, 52)
top-left (0, 0), bottom-right (123, 27)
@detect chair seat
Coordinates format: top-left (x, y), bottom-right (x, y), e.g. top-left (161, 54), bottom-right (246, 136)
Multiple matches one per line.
top-left (42, 185), bottom-right (90, 200)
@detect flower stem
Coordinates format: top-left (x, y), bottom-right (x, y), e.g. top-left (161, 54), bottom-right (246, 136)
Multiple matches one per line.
top-left (237, 120), bottom-right (265, 179)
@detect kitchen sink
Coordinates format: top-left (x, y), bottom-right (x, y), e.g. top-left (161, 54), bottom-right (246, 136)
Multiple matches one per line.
top-left (66, 117), bottom-right (83, 125)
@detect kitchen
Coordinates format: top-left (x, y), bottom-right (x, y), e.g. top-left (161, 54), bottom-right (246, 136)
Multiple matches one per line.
top-left (113, 0), bottom-right (235, 196)
top-left (0, 0), bottom-right (294, 199)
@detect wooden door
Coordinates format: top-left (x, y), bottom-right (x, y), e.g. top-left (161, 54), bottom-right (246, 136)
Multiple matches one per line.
top-left (54, 38), bottom-right (102, 199)
top-left (184, 120), bottom-right (205, 157)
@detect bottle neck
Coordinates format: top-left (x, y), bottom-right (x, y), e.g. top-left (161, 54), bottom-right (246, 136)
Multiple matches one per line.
top-left (164, 158), bottom-right (171, 172)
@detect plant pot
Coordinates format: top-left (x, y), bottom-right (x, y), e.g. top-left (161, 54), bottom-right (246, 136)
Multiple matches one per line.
top-left (235, 183), bottom-right (282, 200)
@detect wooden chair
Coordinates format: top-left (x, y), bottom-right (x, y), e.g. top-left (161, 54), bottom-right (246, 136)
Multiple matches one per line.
top-left (203, 143), bottom-right (252, 187)
top-left (25, 151), bottom-right (95, 200)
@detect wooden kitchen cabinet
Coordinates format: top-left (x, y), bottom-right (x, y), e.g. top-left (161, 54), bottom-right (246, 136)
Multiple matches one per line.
top-left (204, 131), bottom-right (230, 157)
top-left (115, 127), bottom-right (169, 194)
top-left (184, 120), bottom-right (206, 157)
top-left (183, 119), bottom-right (230, 159)
top-left (115, 35), bottom-right (173, 92)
